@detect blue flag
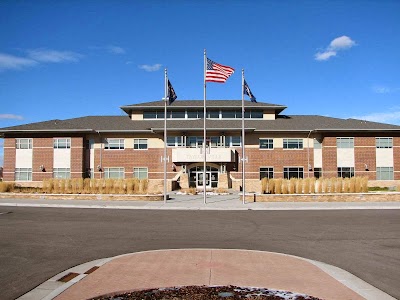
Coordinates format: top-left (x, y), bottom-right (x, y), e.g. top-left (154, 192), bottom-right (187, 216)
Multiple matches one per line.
top-left (167, 80), bottom-right (177, 105)
top-left (244, 80), bottom-right (256, 103)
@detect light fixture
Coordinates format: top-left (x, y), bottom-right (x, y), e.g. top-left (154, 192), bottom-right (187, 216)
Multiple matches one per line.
top-left (97, 165), bottom-right (102, 172)
top-left (39, 165), bottom-right (45, 172)
top-left (364, 164), bottom-right (369, 171)
top-left (308, 164), bottom-right (313, 171)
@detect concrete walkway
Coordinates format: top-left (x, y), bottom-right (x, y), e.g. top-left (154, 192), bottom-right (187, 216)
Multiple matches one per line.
top-left (18, 249), bottom-right (395, 300)
top-left (2, 192), bottom-right (400, 210)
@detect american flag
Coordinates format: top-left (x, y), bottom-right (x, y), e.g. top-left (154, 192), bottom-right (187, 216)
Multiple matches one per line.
top-left (206, 58), bottom-right (235, 83)
top-left (244, 79), bottom-right (257, 103)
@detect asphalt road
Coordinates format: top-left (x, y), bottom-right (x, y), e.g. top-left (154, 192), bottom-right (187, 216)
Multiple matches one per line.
top-left (0, 207), bottom-right (399, 300)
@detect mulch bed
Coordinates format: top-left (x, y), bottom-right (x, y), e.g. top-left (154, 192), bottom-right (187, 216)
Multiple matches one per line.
top-left (91, 285), bottom-right (323, 300)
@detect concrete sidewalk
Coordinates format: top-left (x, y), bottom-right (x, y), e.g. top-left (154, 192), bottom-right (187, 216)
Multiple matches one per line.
top-left (2, 192), bottom-right (400, 210)
top-left (19, 249), bottom-right (395, 300)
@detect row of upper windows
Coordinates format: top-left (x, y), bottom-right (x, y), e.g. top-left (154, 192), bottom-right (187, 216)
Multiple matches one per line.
top-left (16, 138), bottom-right (71, 149)
top-left (14, 167), bottom-right (148, 181)
top-left (259, 166), bottom-right (394, 180)
top-left (13, 137), bottom-right (396, 150)
top-left (260, 137), bottom-right (394, 149)
top-left (143, 110), bottom-right (263, 119)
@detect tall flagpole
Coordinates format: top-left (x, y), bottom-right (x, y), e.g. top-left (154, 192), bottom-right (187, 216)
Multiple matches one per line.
top-left (164, 69), bottom-right (168, 204)
top-left (203, 49), bottom-right (207, 204)
top-left (241, 69), bottom-right (246, 204)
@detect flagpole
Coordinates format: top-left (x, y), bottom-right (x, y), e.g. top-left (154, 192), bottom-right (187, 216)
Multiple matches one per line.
top-left (164, 68), bottom-right (168, 204)
top-left (242, 69), bottom-right (246, 204)
top-left (203, 49), bottom-right (207, 204)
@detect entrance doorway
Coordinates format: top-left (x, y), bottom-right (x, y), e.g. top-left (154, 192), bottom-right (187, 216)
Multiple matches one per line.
top-left (189, 166), bottom-right (219, 189)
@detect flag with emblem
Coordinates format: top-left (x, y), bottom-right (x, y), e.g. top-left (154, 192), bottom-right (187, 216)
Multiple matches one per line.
top-left (167, 79), bottom-right (177, 105)
top-left (243, 79), bottom-right (256, 103)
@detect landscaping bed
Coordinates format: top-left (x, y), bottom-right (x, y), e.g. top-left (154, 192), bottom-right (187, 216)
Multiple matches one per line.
top-left (91, 285), bottom-right (321, 300)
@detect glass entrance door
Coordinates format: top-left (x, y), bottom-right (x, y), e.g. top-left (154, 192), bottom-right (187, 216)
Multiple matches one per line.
top-left (196, 172), bottom-right (211, 189)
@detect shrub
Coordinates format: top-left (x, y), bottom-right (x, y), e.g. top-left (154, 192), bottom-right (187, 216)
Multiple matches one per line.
top-left (274, 179), bottom-right (282, 194)
top-left (289, 178), bottom-right (295, 194)
top-left (295, 179), bottom-right (302, 194)
top-left (0, 182), bottom-right (13, 193)
top-left (268, 179), bottom-right (275, 194)
top-left (261, 178), bottom-right (268, 194)
top-left (303, 178), bottom-right (310, 194)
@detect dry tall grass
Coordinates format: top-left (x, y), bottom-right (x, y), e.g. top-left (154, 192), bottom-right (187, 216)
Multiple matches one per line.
top-left (261, 177), bottom-right (369, 195)
top-left (41, 178), bottom-right (149, 194)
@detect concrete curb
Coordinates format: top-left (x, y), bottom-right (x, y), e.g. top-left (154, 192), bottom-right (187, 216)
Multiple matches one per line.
top-left (17, 249), bottom-right (396, 300)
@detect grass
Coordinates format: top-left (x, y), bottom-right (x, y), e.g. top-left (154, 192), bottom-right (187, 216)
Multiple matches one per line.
top-left (261, 177), bottom-right (370, 194)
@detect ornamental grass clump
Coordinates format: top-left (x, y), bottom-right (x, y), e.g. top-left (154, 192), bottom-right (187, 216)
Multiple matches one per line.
top-left (268, 179), bottom-right (275, 194)
top-left (295, 178), bottom-right (302, 194)
top-left (303, 178), bottom-right (310, 194)
top-left (289, 178), bottom-right (296, 194)
top-left (274, 178), bottom-right (282, 194)
top-left (281, 179), bottom-right (289, 194)
top-left (261, 178), bottom-right (268, 194)
top-left (0, 182), bottom-right (13, 193)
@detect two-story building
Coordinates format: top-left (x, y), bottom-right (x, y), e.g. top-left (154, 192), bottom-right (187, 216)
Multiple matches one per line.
top-left (1, 99), bottom-right (400, 190)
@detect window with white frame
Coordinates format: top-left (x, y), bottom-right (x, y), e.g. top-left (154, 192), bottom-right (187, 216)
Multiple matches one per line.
top-left (53, 168), bottom-right (71, 179)
top-left (337, 167), bottom-right (354, 178)
top-left (376, 137), bottom-right (393, 149)
top-left (187, 136), bottom-right (203, 148)
top-left (336, 137), bottom-right (354, 148)
top-left (228, 136), bottom-right (241, 147)
top-left (105, 138), bottom-right (124, 150)
top-left (104, 167), bottom-right (125, 179)
top-left (134, 139), bottom-right (148, 150)
top-left (207, 110), bottom-right (220, 118)
top-left (143, 111), bottom-right (165, 119)
top-left (259, 139), bottom-right (273, 149)
top-left (210, 136), bottom-right (223, 147)
top-left (16, 138), bottom-right (32, 149)
top-left (187, 110), bottom-right (201, 119)
top-left (221, 110), bottom-right (241, 118)
top-left (314, 168), bottom-right (323, 179)
top-left (54, 138), bottom-right (71, 149)
top-left (283, 167), bottom-right (304, 179)
top-left (169, 111), bottom-right (185, 119)
top-left (283, 139), bottom-right (303, 149)
top-left (133, 167), bottom-right (148, 179)
top-left (167, 136), bottom-right (183, 147)
top-left (260, 167), bottom-right (274, 180)
top-left (376, 167), bottom-right (394, 180)
top-left (15, 168), bottom-right (32, 181)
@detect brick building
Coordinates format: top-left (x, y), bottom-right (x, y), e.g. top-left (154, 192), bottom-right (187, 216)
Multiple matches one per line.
top-left (1, 100), bottom-right (400, 190)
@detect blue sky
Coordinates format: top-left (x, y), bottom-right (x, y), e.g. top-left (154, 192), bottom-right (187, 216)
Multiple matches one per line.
top-left (1, 0), bottom-right (399, 166)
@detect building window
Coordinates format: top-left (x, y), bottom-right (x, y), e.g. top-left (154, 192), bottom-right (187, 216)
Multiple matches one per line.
top-left (207, 110), bottom-right (220, 118)
top-left (259, 139), bottom-right (273, 149)
top-left (337, 137), bottom-right (354, 148)
top-left (260, 167), bottom-right (274, 180)
top-left (228, 136), bottom-right (241, 147)
top-left (143, 111), bottom-right (164, 119)
top-left (283, 139), bottom-right (303, 149)
top-left (376, 137), bottom-right (393, 149)
top-left (15, 168), bottom-right (32, 181)
top-left (16, 138), bottom-right (32, 149)
top-left (284, 167), bottom-right (304, 179)
top-left (167, 136), bottom-right (183, 147)
top-left (53, 168), bottom-right (71, 179)
top-left (314, 167), bottom-right (322, 179)
top-left (187, 110), bottom-right (201, 119)
top-left (104, 167), bottom-right (125, 179)
top-left (313, 139), bottom-right (322, 149)
top-left (105, 138), bottom-right (124, 150)
top-left (133, 167), bottom-right (148, 179)
top-left (170, 111), bottom-right (185, 119)
top-left (376, 167), bottom-right (394, 180)
top-left (221, 110), bottom-right (241, 118)
top-left (54, 138), bottom-right (71, 149)
top-left (337, 167), bottom-right (354, 178)
top-left (134, 139), bottom-right (148, 150)
top-left (187, 136), bottom-right (203, 148)
top-left (210, 136), bottom-right (223, 147)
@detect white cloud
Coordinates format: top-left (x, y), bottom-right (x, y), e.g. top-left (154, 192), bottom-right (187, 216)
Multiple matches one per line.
top-left (106, 45), bottom-right (126, 55)
top-left (372, 85), bottom-right (399, 94)
top-left (329, 36), bottom-right (356, 50)
top-left (0, 114), bottom-right (24, 120)
top-left (138, 64), bottom-right (162, 72)
top-left (0, 53), bottom-right (37, 71)
top-left (315, 35), bottom-right (356, 61)
top-left (315, 51), bottom-right (337, 61)
top-left (27, 49), bottom-right (83, 63)
top-left (352, 110), bottom-right (400, 125)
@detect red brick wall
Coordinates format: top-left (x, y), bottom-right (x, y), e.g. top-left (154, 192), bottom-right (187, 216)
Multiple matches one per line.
top-left (394, 137), bottom-right (400, 180)
top-left (71, 137), bottom-right (84, 178)
top-left (354, 137), bottom-right (376, 180)
top-left (32, 138), bottom-right (53, 181)
top-left (322, 137), bottom-right (337, 177)
top-left (3, 138), bottom-right (15, 181)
